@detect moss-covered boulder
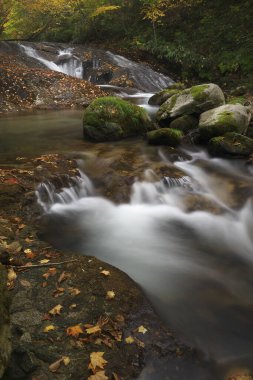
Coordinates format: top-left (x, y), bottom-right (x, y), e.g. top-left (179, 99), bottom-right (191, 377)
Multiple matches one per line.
top-left (209, 133), bottom-right (253, 156)
top-left (147, 128), bottom-right (182, 146)
top-left (0, 264), bottom-right (11, 378)
top-left (148, 83), bottom-right (185, 106)
top-left (156, 83), bottom-right (225, 125)
top-left (83, 97), bottom-right (153, 141)
top-left (199, 104), bottom-right (251, 142)
top-left (169, 115), bottom-right (199, 134)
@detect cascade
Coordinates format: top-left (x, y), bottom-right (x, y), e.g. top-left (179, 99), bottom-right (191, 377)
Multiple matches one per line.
top-left (37, 149), bottom-right (253, 371)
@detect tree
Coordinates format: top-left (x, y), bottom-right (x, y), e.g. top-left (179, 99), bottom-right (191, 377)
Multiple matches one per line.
top-left (0, 0), bottom-right (14, 36)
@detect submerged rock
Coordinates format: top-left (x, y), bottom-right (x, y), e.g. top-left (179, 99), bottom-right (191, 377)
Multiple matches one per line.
top-left (147, 128), bottom-right (182, 146)
top-left (199, 104), bottom-right (251, 142)
top-left (83, 96), bottom-right (153, 141)
top-left (0, 264), bottom-right (11, 378)
top-left (156, 83), bottom-right (225, 124)
top-left (209, 132), bottom-right (253, 156)
top-left (169, 115), bottom-right (199, 134)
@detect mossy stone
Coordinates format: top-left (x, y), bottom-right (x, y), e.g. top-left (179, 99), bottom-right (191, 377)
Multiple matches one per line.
top-left (209, 132), bottom-right (253, 156)
top-left (157, 83), bottom-right (225, 124)
top-left (199, 104), bottom-right (251, 142)
top-left (148, 83), bottom-right (186, 106)
top-left (169, 115), bottom-right (198, 134)
top-left (147, 128), bottom-right (182, 146)
top-left (83, 96), bottom-right (153, 142)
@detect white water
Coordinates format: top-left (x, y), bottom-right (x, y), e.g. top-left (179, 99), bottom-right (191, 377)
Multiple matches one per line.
top-left (20, 45), bottom-right (83, 79)
top-left (37, 150), bottom-right (253, 370)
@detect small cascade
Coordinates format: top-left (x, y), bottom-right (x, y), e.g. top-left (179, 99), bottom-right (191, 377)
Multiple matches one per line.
top-left (36, 171), bottom-right (93, 212)
top-left (19, 45), bottom-right (83, 79)
top-left (37, 149), bottom-right (253, 373)
top-left (106, 51), bottom-right (174, 92)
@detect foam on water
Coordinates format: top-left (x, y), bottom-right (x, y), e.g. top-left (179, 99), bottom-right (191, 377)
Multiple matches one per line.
top-left (37, 150), bottom-right (253, 370)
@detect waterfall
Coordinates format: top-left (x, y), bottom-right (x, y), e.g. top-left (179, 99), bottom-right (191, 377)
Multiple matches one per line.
top-left (19, 44), bottom-right (83, 79)
top-left (37, 149), bottom-right (253, 372)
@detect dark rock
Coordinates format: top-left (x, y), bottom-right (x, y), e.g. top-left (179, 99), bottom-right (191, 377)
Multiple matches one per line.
top-left (208, 132), bottom-right (253, 156)
top-left (169, 115), bottom-right (199, 134)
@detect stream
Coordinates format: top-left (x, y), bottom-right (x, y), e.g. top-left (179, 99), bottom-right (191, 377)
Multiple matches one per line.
top-left (1, 44), bottom-right (253, 379)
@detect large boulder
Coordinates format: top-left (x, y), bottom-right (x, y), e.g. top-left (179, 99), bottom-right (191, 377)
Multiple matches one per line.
top-left (147, 128), bottom-right (182, 146)
top-left (83, 96), bottom-right (153, 141)
top-left (199, 104), bottom-right (251, 142)
top-left (156, 83), bottom-right (225, 124)
top-left (209, 133), bottom-right (253, 156)
top-left (0, 264), bottom-right (11, 378)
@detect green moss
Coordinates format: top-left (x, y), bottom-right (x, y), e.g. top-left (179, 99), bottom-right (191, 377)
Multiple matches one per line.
top-left (209, 132), bottom-right (253, 156)
top-left (83, 96), bottom-right (152, 141)
top-left (190, 84), bottom-right (209, 102)
top-left (147, 128), bottom-right (182, 146)
top-left (217, 111), bottom-right (235, 126)
top-left (227, 96), bottom-right (245, 105)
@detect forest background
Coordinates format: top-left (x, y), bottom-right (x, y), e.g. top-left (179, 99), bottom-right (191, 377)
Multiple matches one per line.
top-left (0, 0), bottom-right (252, 87)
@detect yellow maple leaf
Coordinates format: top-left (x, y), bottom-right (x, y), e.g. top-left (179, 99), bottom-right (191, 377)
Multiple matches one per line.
top-left (137, 325), bottom-right (148, 334)
top-left (49, 304), bottom-right (63, 316)
top-left (106, 291), bottom-right (115, 300)
top-left (100, 270), bottom-right (110, 276)
top-left (125, 336), bottom-right (135, 344)
top-left (88, 352), bottom-right (107, 372)
top-left (66, 325), bottom-right (84, 337)
top-left (63, 356), bottom-right (70, 366)
top-left (44, 325), bottom-right (56, 333)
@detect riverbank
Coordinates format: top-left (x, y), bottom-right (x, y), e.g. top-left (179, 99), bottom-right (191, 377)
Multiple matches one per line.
top-left (0, 46), bottom-right (106, 114)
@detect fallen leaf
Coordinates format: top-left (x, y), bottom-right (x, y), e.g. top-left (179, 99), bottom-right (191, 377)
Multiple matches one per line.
top-left (40, 259), bottom-right (50, 264)
top-left (100, 270), bottom-right (110, 277)
top-left (44, 325), bottom-right (56, 333)
top-left (63, 356), bottom-right (70, 366)
top-left (66, 325), bottom-right (84, 337)
top-left (68, 287), bottom-right (81, 296)
top-left (137, 325), bottom-right (148, 334)
top-left (88, 352), bottom-right (107, 372)
top-left (20, 279), bottom-right (31, 287)
top-left (88, 371), bottom-right (108, 380)
top-left (58, 271), bottom-right (69, 283)
top-left (125, 336), bottom-right (135, 344)
top-left (106, 291), bottom-right (115, 300)
top-left (69, 304), bottom-right (77, 309)
top-left (43, 267), bottom-right (57, 280)
top-left (49, 304), bottom-right (63, 316)
top-left (18, 224), bottom-right (26, 229)
top-left (24, 249), bottom-right (36, 259)
top-left (49, 358), bottom-right (63, 373)
top-left (112, 373), bottom-right (123, 380)
top-left (86, 325), bottom-right (101, 335)
top-left (8, 268), bottom-right (17, 282)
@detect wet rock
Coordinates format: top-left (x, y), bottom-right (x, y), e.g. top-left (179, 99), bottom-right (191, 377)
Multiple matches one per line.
top-left (208, 133), bottom-right (253, 157)
top-left (0, 264), bottom-right (11, 378)
top-left (199, 104), bottom-right (251, 142)
top-left (83, 96), bottom-right (153, 141)
top-left (148, 83), bottom-right (185, 106)
top-left (147, 128), bottom-right (182, 146)
top-left (169, 115), bottom-right (199, 134)
top-left (157, 83), bottom-right (225, 125)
